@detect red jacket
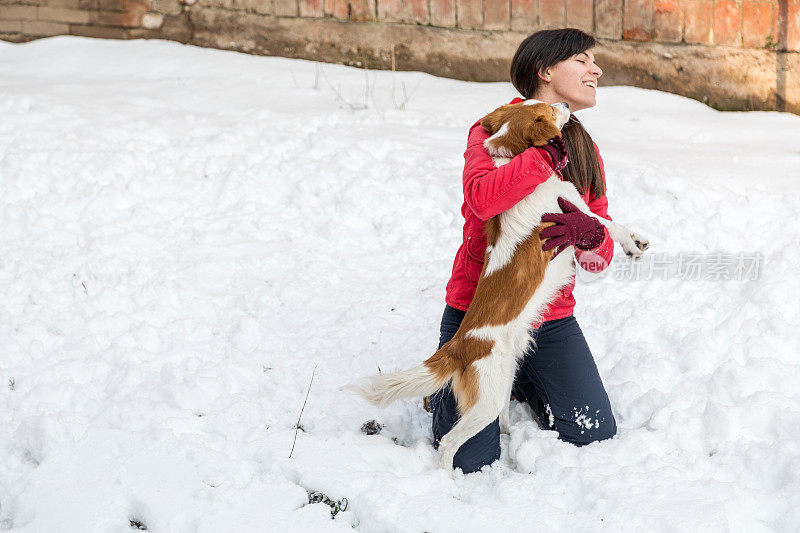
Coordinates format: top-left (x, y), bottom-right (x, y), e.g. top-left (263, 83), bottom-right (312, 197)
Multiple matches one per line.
top-left (444, 98), bottom-right (614, 327)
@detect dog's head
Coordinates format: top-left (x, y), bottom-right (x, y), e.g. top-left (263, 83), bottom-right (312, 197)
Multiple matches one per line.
top-left (480, 100), bottom-right (571, 158)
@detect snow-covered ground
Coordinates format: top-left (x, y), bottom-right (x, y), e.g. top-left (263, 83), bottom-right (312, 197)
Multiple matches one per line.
top-left (1, 36), bottom-right (799, 532)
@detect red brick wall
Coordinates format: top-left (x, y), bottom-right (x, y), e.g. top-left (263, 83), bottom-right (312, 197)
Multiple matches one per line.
top-left (1, 0), bottom-right (797, 50)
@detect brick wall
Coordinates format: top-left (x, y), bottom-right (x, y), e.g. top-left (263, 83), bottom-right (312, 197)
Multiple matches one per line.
top-left (1, 0), bottom-right (798, 112)
top-left (3, 0), bottom-right (794, 49)
top-left (0, 0), bottom-right (186, 40)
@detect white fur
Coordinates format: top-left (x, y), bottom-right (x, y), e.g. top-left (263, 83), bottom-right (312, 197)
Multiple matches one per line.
top-left (484, 122), bottom-right (514, 158)
top-left (342, 365), bottom-right (445, 408)
top-left (485, 122), bottom-right (509, 145)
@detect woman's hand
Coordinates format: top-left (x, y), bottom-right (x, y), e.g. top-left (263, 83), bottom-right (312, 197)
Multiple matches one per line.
top-left (540, 197), bottom-right (605, 256)
top-left (537, 136), bottom-right (568, 172)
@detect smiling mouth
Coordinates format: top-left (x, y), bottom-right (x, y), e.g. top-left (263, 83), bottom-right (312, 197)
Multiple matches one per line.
top-left (582, 80), bottom-right (597, 89)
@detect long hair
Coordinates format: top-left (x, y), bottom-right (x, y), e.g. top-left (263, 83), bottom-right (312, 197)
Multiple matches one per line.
top-left (510, 29), bottom-right (605, 198)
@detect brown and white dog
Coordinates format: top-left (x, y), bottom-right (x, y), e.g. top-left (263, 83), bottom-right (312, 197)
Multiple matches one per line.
top-left (346, 100), bottom-right (649, 472)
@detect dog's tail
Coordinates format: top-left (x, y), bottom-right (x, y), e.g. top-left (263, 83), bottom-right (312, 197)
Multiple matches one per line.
top-left (343, 364), bottom-right (452, 408)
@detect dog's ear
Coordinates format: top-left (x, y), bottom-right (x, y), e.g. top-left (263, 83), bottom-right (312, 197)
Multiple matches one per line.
top-left (480, 105), bottom-right (509, 134)
top-left (523, 117), bottom-right (562, 147)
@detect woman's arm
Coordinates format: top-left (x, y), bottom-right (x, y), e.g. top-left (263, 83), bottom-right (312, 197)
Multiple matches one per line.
top-left (462, 121), bottom-right (557, 221)
top-left (574, 148), bottom-right (614, 272)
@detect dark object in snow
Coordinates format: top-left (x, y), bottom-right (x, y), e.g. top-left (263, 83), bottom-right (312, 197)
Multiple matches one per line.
top-left (360, 420), bottom-right (383, 435)
top-left (308, 491), bottom-right (348, 518)
top-left (129, 518), bottom-right (147, 530)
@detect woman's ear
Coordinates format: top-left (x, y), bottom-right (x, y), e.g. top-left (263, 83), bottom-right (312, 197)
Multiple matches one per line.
top-left (538, 68), bottom-right (551, 83)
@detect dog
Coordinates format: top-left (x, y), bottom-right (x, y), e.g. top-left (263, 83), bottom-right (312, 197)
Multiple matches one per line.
top-left (346, 100), bottom-right (649, 472)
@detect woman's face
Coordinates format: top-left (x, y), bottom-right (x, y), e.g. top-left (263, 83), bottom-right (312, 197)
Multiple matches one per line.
top-left (538, 50), bottom-right (603, 112)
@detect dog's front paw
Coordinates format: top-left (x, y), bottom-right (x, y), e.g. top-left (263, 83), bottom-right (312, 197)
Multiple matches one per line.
top-left (632, 233), bottom-right (650, 253)
top-left (622, 232), bottom-right (649, 260)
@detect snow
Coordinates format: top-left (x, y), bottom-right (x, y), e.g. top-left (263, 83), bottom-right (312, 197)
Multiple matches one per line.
top-left (0, 35), bottom-right (799, 532)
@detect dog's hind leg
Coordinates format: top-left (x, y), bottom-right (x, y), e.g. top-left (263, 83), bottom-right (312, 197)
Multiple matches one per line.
top-left (499, 404), bottom-right (511, 435)
top-left (437, 394), bottom-right (505, 474)
top-left (437, 352), bottom-right (516, 474)
top-left (499, 370), bottom-right (516, 434)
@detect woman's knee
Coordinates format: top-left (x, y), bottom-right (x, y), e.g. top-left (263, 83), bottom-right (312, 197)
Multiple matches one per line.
top-left (560, 410), bottom-right (617, 446)
top-left (449, 421), bottom-right (502, 473)
top-left (589, 411), bottom-right (617, 443)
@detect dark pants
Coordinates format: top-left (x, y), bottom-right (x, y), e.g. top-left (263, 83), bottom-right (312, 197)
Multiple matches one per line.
top-left (430, 304), bottom-right (617, 473)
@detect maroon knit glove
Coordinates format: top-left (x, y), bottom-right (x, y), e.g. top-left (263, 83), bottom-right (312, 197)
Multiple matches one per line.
top-left (541, 197), bottom-right (605, 256)
top-left (537, 136), bottom-right (568, 172)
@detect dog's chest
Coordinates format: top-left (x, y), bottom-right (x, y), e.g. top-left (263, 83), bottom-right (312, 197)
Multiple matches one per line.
top-left (480, 160), bottom-right (570, 277)
top-left (489, 158), bottom-right (567, 235)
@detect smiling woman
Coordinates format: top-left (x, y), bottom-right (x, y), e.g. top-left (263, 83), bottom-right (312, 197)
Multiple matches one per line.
top-left (533, 49), bottom-right (602, 112)
top-left (509, 29), bottom-right (606, 198)
top-left (520, 50), bottom-right (603, 113)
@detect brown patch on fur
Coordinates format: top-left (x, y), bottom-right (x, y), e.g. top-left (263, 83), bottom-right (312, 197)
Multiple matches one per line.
top-left (423, 331), bottom-right (495, 415)
top-left (462, 224), bottom-right (557, 330)
top-left (484, 216), bottom-right (501, 247)
top-left (423, 396), bottom-right (432, 412)
top-left (481, 102), bottom-right (563, 157)
top-left (452, 363), bottom-right (479, 415)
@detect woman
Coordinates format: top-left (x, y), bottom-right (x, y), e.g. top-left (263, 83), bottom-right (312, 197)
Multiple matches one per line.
top-left (430, 28), bottom-right (617, 474)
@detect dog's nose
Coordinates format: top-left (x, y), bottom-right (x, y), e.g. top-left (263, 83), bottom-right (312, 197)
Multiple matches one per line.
top-left (553, 102), bottom-right (569, 111)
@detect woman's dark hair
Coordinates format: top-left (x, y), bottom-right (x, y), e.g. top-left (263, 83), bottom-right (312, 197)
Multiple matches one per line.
top-left (510, 29), bottom-right (605, 199)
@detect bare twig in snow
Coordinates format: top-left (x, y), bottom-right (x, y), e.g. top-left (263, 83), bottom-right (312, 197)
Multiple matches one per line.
top-left (313, 64), bottom-right (321, 90)
top-left (389, 44), bottom-right (422, 111)
top-left (363, 48), bottom-right (370, 110)
top-left (289, 365), bottom-right (318, 458)
top-left (320, 69), bottom-right (364, 110)
top-left (390, 44), bottom-right (416, 110)
top-left (289, 69), bottom-right (301, 89)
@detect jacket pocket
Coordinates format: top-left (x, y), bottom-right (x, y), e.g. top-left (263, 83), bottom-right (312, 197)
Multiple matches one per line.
top-left (464, 235), bottom-right (487, 286)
